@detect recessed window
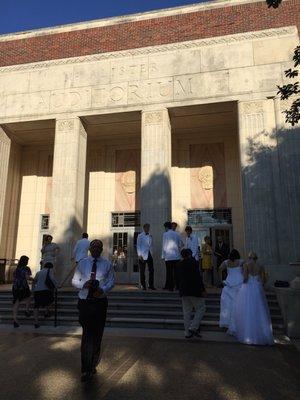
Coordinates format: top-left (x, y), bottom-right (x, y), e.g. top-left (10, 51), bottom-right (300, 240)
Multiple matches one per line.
top-left (188, 209), bottom-right (232, 226)
top-left (111, 212), bottom-right (140, 228)
top-left (41, 214), bottom-right (50, 230)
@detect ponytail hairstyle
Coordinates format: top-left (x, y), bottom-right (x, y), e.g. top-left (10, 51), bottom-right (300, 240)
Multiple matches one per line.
top-left (248, 251), bottom-right (258, 261)
top-left (17, 255), bottom-right (29, 268)
top-left (228, 249), bottom-right (240, 261)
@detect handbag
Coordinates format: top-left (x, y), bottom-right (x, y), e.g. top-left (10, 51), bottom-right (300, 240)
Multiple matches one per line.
top-left (45, 268), bottom-right (55, 291)
top-left (274, 280), bottom-right (289, 288)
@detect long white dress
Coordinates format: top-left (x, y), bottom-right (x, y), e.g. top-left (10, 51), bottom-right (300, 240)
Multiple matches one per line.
top-left (234, 275), bottom-right (274, 345)
top-left (219, 261), bottom-right (244, 333)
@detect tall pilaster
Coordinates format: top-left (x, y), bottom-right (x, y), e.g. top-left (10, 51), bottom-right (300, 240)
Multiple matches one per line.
top-left (171, 141), bottom-right (191, 230)
top-left (238, 99), bottom-right (280, 264)
top-left (141, 108), bottom-right (172, 287)
top-left (0, 128), bottom-right (10, 256)
top-left (50, 118), bottom-right (87, 281)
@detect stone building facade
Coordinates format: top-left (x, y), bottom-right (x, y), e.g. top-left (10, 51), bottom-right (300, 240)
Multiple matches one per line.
top-left (0, 0), bottom-right (299, 286)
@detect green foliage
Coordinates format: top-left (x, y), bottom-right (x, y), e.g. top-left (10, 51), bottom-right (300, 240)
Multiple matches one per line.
top-left (265, 1), bottom-right (299, 126)
top-left (277, 46), bottom-right (300, 126)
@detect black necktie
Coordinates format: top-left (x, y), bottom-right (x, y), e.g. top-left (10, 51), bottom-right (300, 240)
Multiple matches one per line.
top-left (90, 258), bottom-right (97, 278)
top-left (87, 258), bottom-right (97, 299)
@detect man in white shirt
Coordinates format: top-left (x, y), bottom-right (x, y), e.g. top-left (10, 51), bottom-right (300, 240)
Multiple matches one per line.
top-left (137, 223), bottom-right (156, 290)
top-left (184, 226), bottom-right (199, 261)
top-left (72, 233), bottom-right (90, 263)
top-left (171, 221), bottom-right (178, 231)
top-left (72, 239), bottom-right (115, 382)
top-left (162, 221), bottom-right (183, 291)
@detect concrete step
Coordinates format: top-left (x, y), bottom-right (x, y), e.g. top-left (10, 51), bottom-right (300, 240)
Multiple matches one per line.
top-left (0, 315), bottom-right (285, 332)
top-left (0, 307), bottom-right (284, 321)
top-left (0, 289), bottom-right (283, 332)
top-left (0, 299), bottom-right (282, 314)
top-left (0, 299), bottom-right (282, 311)
top-left (0, 290), bottom-right (278, 299)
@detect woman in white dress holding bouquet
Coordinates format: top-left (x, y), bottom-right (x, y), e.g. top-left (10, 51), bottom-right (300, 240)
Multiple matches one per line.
top-left (234, 252), bottom-right (274, 346)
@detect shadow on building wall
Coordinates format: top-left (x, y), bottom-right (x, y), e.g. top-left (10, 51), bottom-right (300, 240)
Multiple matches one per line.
top-left (242, 125), bottom-right (300, 265)
top-left (57, 167), bottom-right (172, 288)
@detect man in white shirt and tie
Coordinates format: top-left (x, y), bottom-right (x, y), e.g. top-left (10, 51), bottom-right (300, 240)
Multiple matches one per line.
top-left (184, 226), bottom-right (199, 261)
top-left (72, 232), bottom-right (90, 263)
top-left (162, 221), bottom-right (183, 291)
top-left (72, 239), bottom-right (115, 382)
top-left (137, 223), bottom-right (156, 290)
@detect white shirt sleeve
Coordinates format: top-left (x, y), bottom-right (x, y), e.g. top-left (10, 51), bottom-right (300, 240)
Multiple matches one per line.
top-left (101, 261), bottom-right (115, 294)
top-left (136, 234), bottom-right (142, 257)
top-left (72, 261), bottom-right (85, 289)
top-left (178, 233), bottom-right (184, 250)
top-left (161, 233), bottom-right (165, 259)
top-left (191, 236), bottom-right (198, 258)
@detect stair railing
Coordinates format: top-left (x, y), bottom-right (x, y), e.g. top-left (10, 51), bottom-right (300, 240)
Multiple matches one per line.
top-left (54, 288), bottom-right (58, 327)
top-left (53, 264), bottom-right (77, 327)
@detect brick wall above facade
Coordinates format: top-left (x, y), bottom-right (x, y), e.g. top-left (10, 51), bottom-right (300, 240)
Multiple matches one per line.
top-left (0, 0), bottom-right (299, 67)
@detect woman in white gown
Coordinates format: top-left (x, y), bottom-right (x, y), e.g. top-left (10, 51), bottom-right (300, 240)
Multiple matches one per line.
top-left (219, 249), bottom-right (244, 334)
top-left (234, 252), bottom-right (274, 346)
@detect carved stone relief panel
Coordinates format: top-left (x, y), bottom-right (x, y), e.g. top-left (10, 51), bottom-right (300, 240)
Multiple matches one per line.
top-left (190, 143), bottom-right (227, 209)
top-left (115, 148), bottom-right (141, 211)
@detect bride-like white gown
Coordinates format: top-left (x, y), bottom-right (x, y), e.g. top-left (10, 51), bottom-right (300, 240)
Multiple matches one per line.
top-left (234, 275), bottom-right (274, 345)
top-left (219, 263), bottom-right (244, 333)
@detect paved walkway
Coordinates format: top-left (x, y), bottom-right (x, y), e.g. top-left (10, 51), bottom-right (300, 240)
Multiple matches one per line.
top-left (0, 331), bottom-right (299, 400)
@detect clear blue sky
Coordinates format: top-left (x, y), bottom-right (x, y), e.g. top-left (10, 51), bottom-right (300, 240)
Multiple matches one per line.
top-left (1, 0), bottom-right (209, 35)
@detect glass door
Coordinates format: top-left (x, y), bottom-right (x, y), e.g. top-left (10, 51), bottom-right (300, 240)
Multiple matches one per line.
top-left (112, 230), bottom-right (140, 284)
top-left (211, 226), bottom-right (233, 253)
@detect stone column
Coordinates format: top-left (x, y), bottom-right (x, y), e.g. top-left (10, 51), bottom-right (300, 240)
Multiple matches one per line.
top-left (238, 99), bottom-right (280, 265)
top-left (50, 118), bottom-right (87, 282)
top-left (141, 108), bottom-right (172, 287)
top-left (171, 141), bottom-right (190, 230)
top-left (0, 128), bottom-right (10, 256)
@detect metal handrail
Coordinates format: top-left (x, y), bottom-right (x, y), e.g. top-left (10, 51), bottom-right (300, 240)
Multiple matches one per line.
top-left (53, 264), bottom-right (76, 327)
top-left (54, 289), bottom-right (58, 327)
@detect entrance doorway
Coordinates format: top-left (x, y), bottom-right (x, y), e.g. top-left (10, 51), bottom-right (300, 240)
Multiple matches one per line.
top-left (111, 212), bottom-right (140, 284)
top-left (187, 208), bottom-right (233, 255)
top-left (38, 214), bottom-right (50, 269)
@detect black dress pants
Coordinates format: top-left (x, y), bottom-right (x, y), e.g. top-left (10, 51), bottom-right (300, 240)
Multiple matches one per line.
top-left (165, 260), bottom-right (180, 291)
top-left (139, 252), bottom-right (154, 289)
top-left (78, 297), bottom-right (108, 373)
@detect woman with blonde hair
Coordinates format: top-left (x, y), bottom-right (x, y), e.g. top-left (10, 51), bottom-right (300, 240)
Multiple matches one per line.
top-left (233, 252), bottom-right (274, 345)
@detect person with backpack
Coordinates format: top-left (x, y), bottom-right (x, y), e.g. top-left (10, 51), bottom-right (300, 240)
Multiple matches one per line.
top-left (32, 262), bottom-right (57, 328)
top-left (12, 255), bottom-right (32, 328)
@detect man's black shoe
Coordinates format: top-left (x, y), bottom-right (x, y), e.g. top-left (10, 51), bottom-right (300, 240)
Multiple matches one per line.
top-left (142, 286), bottom-right (147, 291)
top-left (185, 331), bottom-right (194, 339)
top-left (81, 372), bottom-right (93, 383)
top-left (190, 329), bottom-right (202, 338)
top-left (149, 286), bottom-right (156, 290)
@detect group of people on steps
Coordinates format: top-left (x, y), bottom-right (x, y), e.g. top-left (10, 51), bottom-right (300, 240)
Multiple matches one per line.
top-left (10, 222), bottom-right (274, 383)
